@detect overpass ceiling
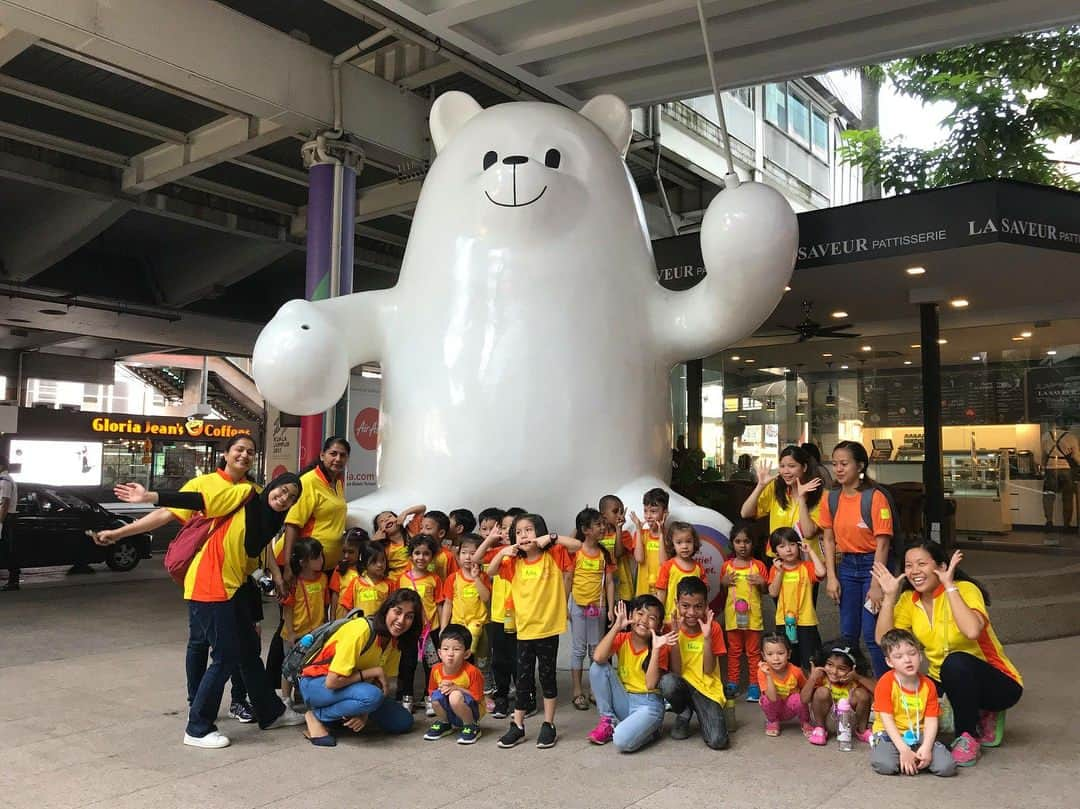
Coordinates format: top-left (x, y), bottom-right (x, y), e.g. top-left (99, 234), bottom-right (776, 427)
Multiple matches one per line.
top-left (0, 0), bottom-right (1077, 363)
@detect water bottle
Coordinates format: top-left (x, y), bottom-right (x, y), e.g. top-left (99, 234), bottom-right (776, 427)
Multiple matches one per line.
top-left (784, 613), bottom-right (798, 644)
top-left (836, 698), bottom-right (854, 751)
top-left (299, 633), bottom-right (314, 650)
top-left (734, 598), bottom-right (749, 629)
top-left (725, 698), bottom-right (738, 733)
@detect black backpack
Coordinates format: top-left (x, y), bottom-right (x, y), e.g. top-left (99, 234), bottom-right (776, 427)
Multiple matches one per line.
top-left (827, 484), bottom-right (904, 572)
top-left (281, 610), bottom-right (377, 684)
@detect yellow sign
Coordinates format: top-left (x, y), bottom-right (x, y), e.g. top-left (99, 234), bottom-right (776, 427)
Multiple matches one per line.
top-left (90, 416), bottom-right (252, 440)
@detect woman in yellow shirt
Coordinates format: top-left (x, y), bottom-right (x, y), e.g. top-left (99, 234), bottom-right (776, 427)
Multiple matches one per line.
top-left (278, 437), bottom-right (350, 582)
top-left (740, 444), bottom-right (825, 557)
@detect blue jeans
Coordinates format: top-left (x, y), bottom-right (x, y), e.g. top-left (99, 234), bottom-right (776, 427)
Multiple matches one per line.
top-left (589, 661), bottom-right (664, 752)
top-left (429, 689), bottom-right (480, 727)
top-left (298, 675), bottom-right (413, 733)
top-left (838, 552), bottom-right (886, 676)
top-left (186, 598), bottom-right (284, 737)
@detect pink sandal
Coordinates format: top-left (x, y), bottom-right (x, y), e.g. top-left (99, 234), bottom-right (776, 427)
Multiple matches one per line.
top-left (807, 726), bottom-right (828, 746)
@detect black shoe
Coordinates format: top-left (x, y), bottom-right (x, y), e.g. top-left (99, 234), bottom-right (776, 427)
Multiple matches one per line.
top-left (497, 721), bottom-right (526, 748)
top-left (671, 713), bottom-right (691, 740)
top-left (536, 721), bottom-right (557, 749)
top-left (491, 697), bottom-right (510, 719)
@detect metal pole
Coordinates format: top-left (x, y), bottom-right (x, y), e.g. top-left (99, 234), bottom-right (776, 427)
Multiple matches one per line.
top-left (920, 303), bottom-right (947, 547)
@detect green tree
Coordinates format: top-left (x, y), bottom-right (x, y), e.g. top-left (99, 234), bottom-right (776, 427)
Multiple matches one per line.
top-left (840, 26), bottom-right (1079, 194)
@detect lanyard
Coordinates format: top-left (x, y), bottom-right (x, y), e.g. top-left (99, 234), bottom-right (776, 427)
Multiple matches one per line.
top-left (898, 679), bottom-right (922, 744)
top-left (778, 563), bottom-right (807, 621)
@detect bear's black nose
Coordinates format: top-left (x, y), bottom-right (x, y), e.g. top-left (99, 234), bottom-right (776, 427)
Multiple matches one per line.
top-left (502, 155), bottom-right (528, 165)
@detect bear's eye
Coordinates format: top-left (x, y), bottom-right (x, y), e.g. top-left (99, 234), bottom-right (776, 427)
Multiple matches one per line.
top-left (545, 148), bottom-right (561, 169)
top-left (483, 150), bottom-right (498, 170)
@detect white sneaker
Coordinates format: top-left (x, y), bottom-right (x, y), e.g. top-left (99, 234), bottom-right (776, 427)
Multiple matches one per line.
top-left (183, 731), bottom-right (230, 749)
top-left (425, 698), bottom-right (436, 718)
top-left (266, 706), bottom-right (306, 729)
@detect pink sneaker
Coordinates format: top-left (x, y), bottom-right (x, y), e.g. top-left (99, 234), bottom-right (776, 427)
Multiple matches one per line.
top-left (807, 726), bottom-right (828, 746)
top-left (951, 732), bottom-right (981, 766)
top-left (764, 721), bottom-right (781, 737)
top-left (978, 710), bottom-right (1006, 748)
top-left (856, 728), bottom-right (873, 744)
top-left (587, 716), bottom-right (614, 745)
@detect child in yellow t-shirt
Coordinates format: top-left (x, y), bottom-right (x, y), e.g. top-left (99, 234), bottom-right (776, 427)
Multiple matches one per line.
top-left (423, 623), bottom-right (487, 745)
top-left (802, 640), bottom-right (876, 747)
top-left (395, 534), bottom-right (444, 715)
top-left (474, 507), bottom-right (524, 720)
top-left (281, 537), bottom-right (327, 705)
top-left (568, 508), bottom-right (616, 711)
top-left (654, 522), bottom-right (706, 620)
top-left (599, 494), bottom-right (636, 601)
top-left (719, 522), bottom-right (768, 699)
top-left (340, 540), bottom-right (395, 617)
top-left (766, 527), bottom-right (825, 669)
top-left (871, 629), bottom-right (956, 777)
top-left (328, 529), bottom-right (365, 619)
top-left (658, 577), bottom-right (731, 750)
top-left (439, 534), bottom-right (491, 658)
top-left (631, 488), bottom-right (669, 596)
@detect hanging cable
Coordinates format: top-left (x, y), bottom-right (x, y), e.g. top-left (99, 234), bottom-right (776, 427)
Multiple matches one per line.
top-left (694, 0), bottom-right (738, 186)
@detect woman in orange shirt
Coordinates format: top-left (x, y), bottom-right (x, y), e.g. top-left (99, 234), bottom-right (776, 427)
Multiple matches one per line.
top-left (820, 441), bottom-right (893, 676)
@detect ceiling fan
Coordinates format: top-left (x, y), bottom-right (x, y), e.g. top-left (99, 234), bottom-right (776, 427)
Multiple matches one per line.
top-left (774, 300), bottom-right (861, 343)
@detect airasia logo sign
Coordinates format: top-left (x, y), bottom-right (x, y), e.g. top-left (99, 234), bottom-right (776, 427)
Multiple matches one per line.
top-left (353, 407), bottom-right (379, 451)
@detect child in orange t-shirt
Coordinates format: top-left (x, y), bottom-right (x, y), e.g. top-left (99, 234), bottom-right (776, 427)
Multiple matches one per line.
top-left (328, 529), bottom-right (365, 619)
top-left (599, 494), bottom-right (636, 601)
top-left (568, 508), bottom-right (617, 710)
top-left (423, 624), bottom-right (487, 745)
top-left (339, 540), bottom-right (395, 617)
top-left (395, 534), bottom-right (444, 715)
top-left (420, 510), bottom-right (461, 581)
top-left (654, 522), bottom-right (706, 621)
top-left (719, 522), bottom-right (768, 699)
top-left (757, 633), bottom-right (811, 737)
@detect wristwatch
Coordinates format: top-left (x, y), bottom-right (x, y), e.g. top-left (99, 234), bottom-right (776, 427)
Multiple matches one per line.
top-left (549, 532), bottom-right (558, 545)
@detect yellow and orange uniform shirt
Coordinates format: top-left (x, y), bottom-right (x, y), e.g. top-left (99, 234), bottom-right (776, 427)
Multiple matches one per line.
top-left (498, 545), bottom-right (573, 641)
top-left (168, 468), bottom-right (255, 525)
top-left (674, 622), bottom-right (727, 703)
top-left (182, 483), bottom-right (261, 602)
top-left (300, 617), bottom-right (400, 679)
top-left (654, 557), bottom-right (706, 619)
top-left (872, 671), bottom-right (939, 739)
top-left (754, 482), bottom-right (824, 558)
top-left (281, 574), bottom-right (329, 639)
top-left (282, 466), bottom-right (347, 567)
top-left (768, 561), bottom-right (819, 627)
top-left (609, 631), bottom-right (668, 694)
top-left (427, 662), bottom-right (486, 715)
top-left (485, 544), bottom-right (516, 632)
top-left (819, 488), bottom-right (893, 554)
top-left (634, 527), bottom-right (664, 596)
top-left (329, 567), bottom-right (359, 617)
top-left (570, 546), bottom-right (616, 607)
top-left (385, 539), bottom-right (410, 579)
top-left (757, 662), bottom-right (807, 699)
top-left (600, 529), bottom-right (636, 601)
top-left (441, 570), bottom-right (491, 631)
top-left (396, 569), bottom-right (443, 628)
top-left (339, 573), bottom-right (395, 617)
top-left (721, 558), bottom-right (768, 631)
top-left (892, 581), bottom-right (1022, 685)
top-left (430, 546), bottom-right (460, 581)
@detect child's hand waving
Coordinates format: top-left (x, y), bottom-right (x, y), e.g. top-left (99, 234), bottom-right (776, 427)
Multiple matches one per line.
top-left (651, 628), bottom-right (678, 652)
top-left (612, 600), bottom-right (630, 631)
top-left (702, 608), bottom-right (715, 633)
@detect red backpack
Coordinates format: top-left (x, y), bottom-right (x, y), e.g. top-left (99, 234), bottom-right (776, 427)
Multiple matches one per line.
top-left (163, 494), bottom-right (252, 585)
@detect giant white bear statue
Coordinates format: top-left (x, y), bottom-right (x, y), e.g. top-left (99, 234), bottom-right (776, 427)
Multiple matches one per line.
top-left (253, 91), bottom-right (797, 556)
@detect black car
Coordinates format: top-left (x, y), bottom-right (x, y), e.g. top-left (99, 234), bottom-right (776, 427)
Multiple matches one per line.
top-left (7, 483), bottom-right (153, 572)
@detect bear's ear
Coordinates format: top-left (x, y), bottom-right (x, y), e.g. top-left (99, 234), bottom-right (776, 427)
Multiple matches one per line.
top-left (430, 91), bottom-right (483, 153)
top-left (580, 94), bottom-right (632, 158)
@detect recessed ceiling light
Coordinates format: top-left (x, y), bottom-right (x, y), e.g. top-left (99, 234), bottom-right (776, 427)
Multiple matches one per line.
top-left (903, 360), bottom-right (913, 365)
top-left (840, 364), bottom-right (850, 370)
top-left (730, 355), bottom-right (741, 361)
top-left (784, 285), bottom-right (791, 292)
top-left (832, 311), bottom-right (848, 319)
top-left (1011, 336), bottom-right (1025, 342)
top-left (906, 266), bottom-right (926, 276)
top-left (822, 352), bottom-right (833, 358)
top-left (1021, 331), bottom-right (1032, 338)
top-left (937, 338), bottom-right (948, 345)
top-left (950, 299), bottom-right (969, 308)
top-left (910, 343), bottom-right (921, 349)
top-left (1047, 350), bottom-right (1058, 356)
top-left (861, 345), bottom-right (873, 352)
top-left (38, 308), bottom-right (66, 316)
top-left (971, 355), bottom-right (981, 361)
top-left (744, 358), bottom-right (756, 363)
top-left (5, 318), bottom-right (31, 324)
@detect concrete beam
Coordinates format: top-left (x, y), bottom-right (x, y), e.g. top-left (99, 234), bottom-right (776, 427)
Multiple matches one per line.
top-left (154, 237), bottom-right (293, 307)
top-left (0, 23), bottom-right (33, 65)
top-left (0, 0), bottom-right (430, 158)
top-left (0, 196), bottom-right (129, 282)
top-left (128, 353), bottom-right (263, 411)
top-left (355, 179), bottom-right (422, 222)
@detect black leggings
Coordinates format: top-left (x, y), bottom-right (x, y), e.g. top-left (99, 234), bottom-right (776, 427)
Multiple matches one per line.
top-left (516, 635), bottom-right (559, 705)
top-left (775, 624), bottom-right (822, 670)
top-left (397, 627), bottom-right (439, 701)
top-left (488, 622), bottom-right (517, 700)
top-left (938, 652), bottom-right (1023, 737)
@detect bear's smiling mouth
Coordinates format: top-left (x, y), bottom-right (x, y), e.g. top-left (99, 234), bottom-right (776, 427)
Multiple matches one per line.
top-left (484, 186), bottom-right (547, 208)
